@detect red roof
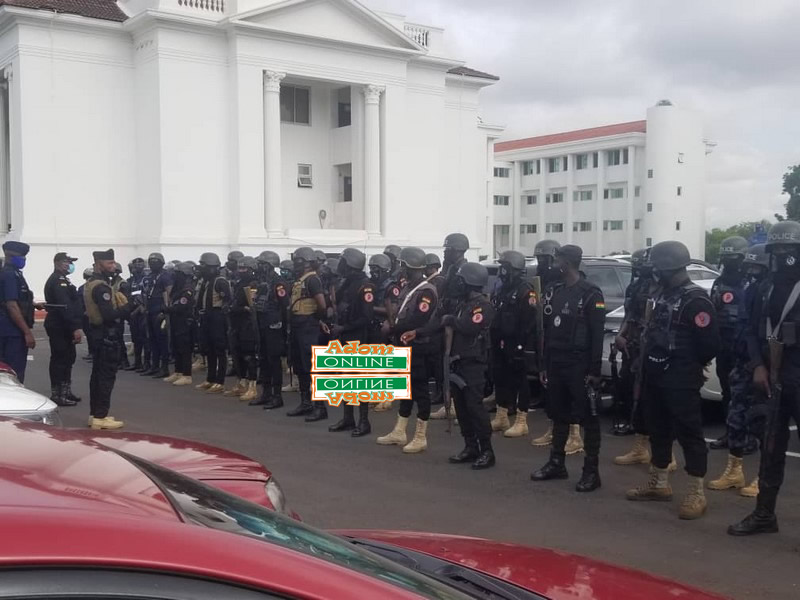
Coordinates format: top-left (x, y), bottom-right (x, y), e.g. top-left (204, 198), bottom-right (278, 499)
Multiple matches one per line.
top-left (0, 0), bottom-right (127, 22)
top-left (495, 120), bottom-right (646, 153)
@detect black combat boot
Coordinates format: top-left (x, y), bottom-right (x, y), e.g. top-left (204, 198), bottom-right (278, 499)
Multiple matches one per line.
top-left (728, 489), bottom-right (779, 536)
top-left (249, 385), bottom-right (271, 406)
top-left (351, 404), bottom-right (371, 437)
top-left (50, 384), bottom-right (76, 408)
top-left (449, 438), bottom-right (480, 464)
top-left (152, 360), bottom-right (170, 379)
top-left (141, 362), bottom-right (159, 376)
top-left (64, 381), bottom-right (82, 403)
top-left (135, 359), bottom-right (150, 374)
top-left (120, 351), bottom-right (131, 370)
top-left (305, 401), bottom-right (328, 423)
top-left (263, 385), bottom-right (284, 410)
top-left (709, 432), bottom-right (728, 450)
top-left (286, 392), bottom-right (313, 417)
top-left (575, 456), bottom-right (602, 492)
top-left (329, 405), bottom-right (356, 432)
top-left (531, 452), bottom-right (569, 481)
top-left (472, 440), bottom-right (496, 470)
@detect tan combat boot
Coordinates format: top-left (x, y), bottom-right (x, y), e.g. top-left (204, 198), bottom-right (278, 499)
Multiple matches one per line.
top-left (163, 372), bottom-right (181, 383)
top-left (430, 404), bottom-right (447, 419)
top-left (173, 375), bottom-right (193, 386)
top-left (491, 406), bottom-right (510, 432)
top-left (90, 416), bottom-right (124, 430)
top-left (402, 419), bottom-right (428, 453)
top-left (679, 476), bottom-right (707, 519)
top-left (614, 434), bottom-right (651, 465)
top-left (225, 379), bottom-right (247, 397)
top-left (668, 452), bottom-right (678, 473)
top-left (282, 377), bottom-right (299, 392)
top-left (504, 411), bottom-right (529, 438)
top-left (377, 415), bottom-right (409, 446)
top-left (626, 467), bottom-right (673, 501)
top-left (191, 356), bottom-right (205, 372)
top-left (196, 381), bottom-right (213, 390)
top-left (565, 424), bottom-right (584, 455)
top-left (708, 454), bottom-right (745, 490)
top-left (374, 400), bottom-right (394, 412)
top-left (740, 477), bottom-right (759, 498)
top-left (240, 380), bottom-right (259, 402)
top-left (206, 383), bottom-right (225, 394)
top-left (531, 421), bottom-right (553, 447)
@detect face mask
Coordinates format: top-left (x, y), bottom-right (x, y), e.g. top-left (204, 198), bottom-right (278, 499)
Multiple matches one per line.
top-left (67, 263), bottom-right (75, 275)
top-left (443, 248), bottom-right (460, 265)
top-left (499, 265), bottom-right (511, 283)
top-left (9, 256), bottom-right (25, 270)
top-left (149, 260), bottom-right (163, 272)
top-left (293, 261), bottom-right (306, 276)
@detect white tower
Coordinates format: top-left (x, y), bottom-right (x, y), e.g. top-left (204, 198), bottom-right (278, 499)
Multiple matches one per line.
top-left (642, 101), bottom-right (707, 258)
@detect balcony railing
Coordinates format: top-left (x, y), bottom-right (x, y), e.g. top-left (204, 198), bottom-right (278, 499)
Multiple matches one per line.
top-left (404, 24), bottom-right (430, 48)
top-left (178, 0), bottom-right (224, 12)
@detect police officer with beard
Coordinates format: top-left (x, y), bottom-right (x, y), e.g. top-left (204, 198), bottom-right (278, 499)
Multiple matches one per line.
top-left (142, 252), bottom-right (173, 379)
top-left (709, 236), bottom-right (750, 451)
top-left (441, 233), bottom-right (469, 316)
top-left (227, 256), bottom-right (260, 402)
top-left (626, 241), bottom-right (718, 520)
top-left (163, 262), bottom-right (195, 387)
top-left (531, 245), bottom-right (605, 492)
top-left (489, 251), bottom-right (538, 438)
top-left (251, 251), bottom-right (289, 409)
top-left (127, 258), bottom-right (149, 372)
top-left (377, 247), bottom-right (439, 453)
top-left (328, 248), bottom-right (375, 437)
top-left (729, 222), bottom-right (800, 536)
top-left (286, 247), bottom-right (328, 421)
top-left (443, 262), bottom-right (496, 469)
top-left (195, 253), bottom-right (232, 394)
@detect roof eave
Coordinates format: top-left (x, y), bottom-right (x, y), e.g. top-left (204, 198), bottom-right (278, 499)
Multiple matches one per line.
top-left (495, 131), bottom-right (647, 158)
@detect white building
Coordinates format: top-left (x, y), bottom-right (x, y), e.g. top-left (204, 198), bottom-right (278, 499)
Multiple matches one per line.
top-left (0, 0), bottom-right (501, 291)
top-left (492, 101), bottom-right (710, 259)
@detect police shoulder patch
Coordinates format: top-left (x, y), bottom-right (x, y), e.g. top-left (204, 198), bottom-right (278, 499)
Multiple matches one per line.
top-left (180, 297), bottom-right (188, 305)
top-left (694, 311), bottom-right (711, 328)
top-left (364, 290), bottom-right (374, 303)
top-left (722, 292), bottom-right (734, 304)
top-left (472, 312), bottom-right (484, 324)
top-left (277, 286), bottom-right (286, 297)
top-left (392, 287), bottom-right (400, 296)
top-left (528, 291), bottom-right (538, 306)
top-left (102, 292), bottom-right (111, 301)
top-left (419, 300), bottom-right (430, 313)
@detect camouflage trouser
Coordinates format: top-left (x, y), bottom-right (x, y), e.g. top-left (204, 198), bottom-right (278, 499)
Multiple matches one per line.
top-left (727, 364), bottom-right (767, 453)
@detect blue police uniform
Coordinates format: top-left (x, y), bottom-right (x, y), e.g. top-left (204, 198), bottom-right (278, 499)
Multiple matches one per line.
top-left (0, 241), bottom-right (34, 382)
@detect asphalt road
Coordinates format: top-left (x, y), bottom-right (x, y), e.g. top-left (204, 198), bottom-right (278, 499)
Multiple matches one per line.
top-left (24, 340), bottom-right (800, 600)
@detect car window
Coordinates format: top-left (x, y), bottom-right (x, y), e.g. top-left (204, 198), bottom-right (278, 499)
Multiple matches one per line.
top-left (616, 266), bottom-right (632, 289)
top-left (584, 266), bottom-right (623, 299)
top-left (688, 270), bottom-right (703, 281)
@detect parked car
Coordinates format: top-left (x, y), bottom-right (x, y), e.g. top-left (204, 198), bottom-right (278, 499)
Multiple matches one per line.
top-left (687, 262), bottom-right (720, 292)
top-left (0, 419), bottom-right (725, 600)
top-left (0, 361), bottom-right (61, 426)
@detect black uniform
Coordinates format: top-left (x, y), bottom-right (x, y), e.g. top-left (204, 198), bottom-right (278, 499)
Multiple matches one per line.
top-left (165, 283), bottom-right (195, 377)
top-left (145, 269), bottom-right (173, 372)
top-left (491, 278), bottom-right (538, 415)
top-left (390, 277), bottom-right (439, 421)
top-left (618, 275), bottom-right (655, 433)
top-left (230, 278), bottom-right (261, 382)
top-left (255, 274), bottom-right (289, 397)
top-left (127, 272), bottom-right (148, 370)
top-left (197, 276), bottom-right (232, 385)
top-left (711, 274), bottom-right (747, 412)
top-left (441, 258), bottom-right (468, 316)
top-left (642, 280), bottom-right (718, 476)
top-left (368, 276), bottom-right (392, 343)
top-left (85, 275), bottom-right (131, 419)
top-left (447, 292), bottom-right (494, 452)
top-left (43, 270), bottom-right (82, 391)
top-left (543, 277), bottom-right (605, 459)
top-left (289, 271), bottom-right (324, 401)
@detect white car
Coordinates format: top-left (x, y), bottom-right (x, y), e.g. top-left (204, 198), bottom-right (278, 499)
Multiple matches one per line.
top-left (0, 362), bottom-right (61, 425)
top-left (687, 262), bottom-right (720, 292)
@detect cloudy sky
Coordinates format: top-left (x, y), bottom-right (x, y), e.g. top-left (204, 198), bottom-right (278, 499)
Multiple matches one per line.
top-left (369, 0), bottom-right (800, 229)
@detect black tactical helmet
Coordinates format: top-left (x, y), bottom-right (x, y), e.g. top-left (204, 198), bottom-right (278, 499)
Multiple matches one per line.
top-left (83, 267), bottom-right (94, 279)
top-left (499, 250), bottom-right (526, 271)
top-left (293, 247), bottom-right (316, 263)
top-left (227, 251), bottom-right (244, 262)
top-left (257, 250), bottom-right (280, 268)
top-left (148, 252), bottom-right (165, 264)
top-left (383, 245), bottom-right (402, 261)
top-left (114, 262), bottom-right (122, 274)
top-left (630, 248), bottom-right (650, 268)
top-left (443, 233), bottom-right (470, 252)
top-left (649, 240), bottom-right (691, 271)
top-left (399, 246), bottom-right (426, 269)
top-left (322, 258), bottom-right (340, 276)
top-left (425, 253), bottom-right (442, 268)
top-left (131, 257), bottom-right (145, 266)
top-left (534, 239), bottom-right (560, 257)
top-left (340, 248), bottom-right (366, 270)
top-left (239, 256), bottom-right (257, 271)
top-left (199, 252), bottom-right (221, 267)
top-left (176, 261), bottom-right (194, 276)
top-left (457, 262), bottom-right (489, 288)
top-left (185, 260), bottom-right (197, 268)
top-left (315, 250), bottom-right (327, 264)
top-left (743, 243), bottom-right (769, 268)
top-left (280, 259), bottom-right (293, 271)
top-left (765, 221), bottom-right (800, 252)
top-left (164, 262), bottom-right (176, 271)
top-left (719, 236), bottom-right (749, 258)
top-left (368, 254), bottom-right (391, 271)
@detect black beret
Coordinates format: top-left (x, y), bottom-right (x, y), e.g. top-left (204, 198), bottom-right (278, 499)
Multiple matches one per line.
top-left (3, 241), bottom-right (30, 256)
top-left (92, 249), bottom-right (115, 261)
top-left (556, 244), bottom-right (583, 263)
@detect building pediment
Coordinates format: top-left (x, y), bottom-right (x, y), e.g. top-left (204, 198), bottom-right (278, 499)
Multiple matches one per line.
top-left (231, 0), bottom-right (423, 54)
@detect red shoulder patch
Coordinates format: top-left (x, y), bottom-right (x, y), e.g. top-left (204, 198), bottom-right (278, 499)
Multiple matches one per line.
top-left (472, 312), bottom-right (484, 324)
top-left (392, 287), bottom-right (400, 297)
top-left (277, 286), bottom-right (286, 297)
top-left (694, 312), bottom-right (711, 328)
top-left (364, 291), bottom-right (374, 303)
top-left (722, 292), bottom-right (734, 304)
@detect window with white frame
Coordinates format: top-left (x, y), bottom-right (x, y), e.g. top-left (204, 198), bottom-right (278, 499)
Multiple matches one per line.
top-left (573, 221), bottom-right (592, 232)
top-left (678, 152), bottom-right (685, 164)
top-left (593, 152), bottom-right (599, 168)
top-left (297, 164), bottom-right (313, 188)
top-left (677, 186), bottom-right (683, 196)
top-left (647, 168), bottom-right (653, 178)
top-left (603, 220), bottom-right (624, 231)
top-left (634, 185), bottom-right (641, 197)
top-left (547, 157), bottom-right (562, 173)
top-left (493, 195), bottom-right (510, 206)
top-left (546, 192), bottom-right (564, 204)
top-left (520, 224), bottom-right (537, 235)
top-left (280, 85), bottom-right (310, 124)
top-left (573, 190), bottom-right (592, 202)
top-left (575, 154), bottom-right (589, 170)
top-left (604, 187), bottom-right (625, 199)
top-left (546, 222), bottom-right (564, 233)
top-left (523, 195), bottom-right (537, 205)
top-left (676, 221), bottom-right (681, 231)
top-left (607, 149), bottom-right (622, 166)
top-left (635, 219), bottom-right (641, 230)
top-left (494, 167), bottom-right (510, 178)
top-left (646, 237), bottom-right (652, 246)
top-left (522, 161), bottom-right (537, 176)
top-left (494, 225), bottom-right (510, 252)
top-left (647, 203), bottom-right (653, 212)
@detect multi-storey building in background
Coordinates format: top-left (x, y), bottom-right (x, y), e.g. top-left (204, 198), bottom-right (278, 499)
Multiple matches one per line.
top-left (492, 101), bottom-right (710, 259)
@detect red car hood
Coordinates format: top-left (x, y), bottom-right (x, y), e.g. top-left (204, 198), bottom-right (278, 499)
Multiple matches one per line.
top-left (334, 530), bottom-right (727, 600)
top-left (80, 431), bottom-right (270, 482)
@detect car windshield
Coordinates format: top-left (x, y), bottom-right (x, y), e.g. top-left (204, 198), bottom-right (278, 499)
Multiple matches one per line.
top-left (121, 452), bottom-right (471, 600)
top-left (584, 266), bottom-right (623, 299)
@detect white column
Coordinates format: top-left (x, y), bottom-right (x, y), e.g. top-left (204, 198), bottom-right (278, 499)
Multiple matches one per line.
top-left (625, 145), bottom-right (636, 252)
top-left (511, 161), bottom-right (520, 250)
top-left (263, 70), bottom-right (285, 236)
top-left (362, 84), bottom-right (384, 237)
top-left (566, 154), bottom-right (575, 244)
top-left (595, 150), bottom-right (605, 254)
top-left (538, 160), bottom-right (547, 241)
top-left (0, 80), bottom-right (8, 233)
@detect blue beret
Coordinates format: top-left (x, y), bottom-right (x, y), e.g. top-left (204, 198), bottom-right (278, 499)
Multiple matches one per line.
top-left (2, 241), bottom-right (30, 256)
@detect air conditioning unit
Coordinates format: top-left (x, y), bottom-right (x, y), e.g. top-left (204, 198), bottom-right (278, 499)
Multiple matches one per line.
top-left (297, 164), bottom-right (312, 188)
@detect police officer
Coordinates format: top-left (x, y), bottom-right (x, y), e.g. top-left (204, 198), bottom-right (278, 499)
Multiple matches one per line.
top-left (533, 239), bottom-right (561, 289)
top-left (729, 222), bottom-right (800, 536)
top-left (195, 252), bottom-right (232, 394)
top-left (227, 256), bottom-right (261, 402)
top-left (279, 258), bottom-right (299, 394)
top-left (443, 262), bottom-right (496, 469)
top-left (251, 251), bottom-right (289, 409)
top-left (367, 253), bottom-right (392, 340)
top-left (626, 241), bottom-right (719, 519)
top-left (424, 253), bottom-right (442, 280)
top-left (224, 250), bottom-right (244, 378)
top-left (126, 258), bottom-right (149, 372)
top-left (377, 247), bottom-right (439, 452)
top-left (613, 248), bottom-right (659, 464)
top-left (112, 262), bottom-right (131, 370)
top-left (78, 267), bottom-right (95, 363)
top-left (328, 248), bottom-right (375, 437)
top-left (43, 252), bottom-right (83, 406)
top-left (0, 241), bottom-right (35, 382)
top-left (286, 247), bottom-right (327, 421)
top-left (441, 233), bottom-right (470, 316)
top-left (708, 244), bottom-right (768, 496)
top-left (142, 252), bottom-right (173, 378)
top-left (383, 244), bottom-right (402, 280)
top-left (489, 250), bottom-right (538, 438)
top-left (709, 235), bottom-right (750, 450)
top-left (224, 250), bottom-right (244, 281)
top-left (319, 257), bottom-right (341, 324)
top-left (162, 262), bottom-right (196, 386)
top-left (84, 249), bottom-right (131, 430)
top-left (531, 245), bottom-right (605, 492)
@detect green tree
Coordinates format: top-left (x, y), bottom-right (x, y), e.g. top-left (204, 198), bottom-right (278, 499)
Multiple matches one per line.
top-left (783, 164), bottom-right (800, 221)
top-left (704, 220), bottom-right (771, 264)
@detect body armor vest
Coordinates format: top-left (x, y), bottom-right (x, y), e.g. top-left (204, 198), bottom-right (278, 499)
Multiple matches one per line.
top-left (711, 278), bottom-right (744, 331)
top-left (199, 277), bottom-right (226, 310)
top-left (492, 278), bottom-right (533, 340)
top-left (545, 281), bottom-right (597, 353)
top-left (645, 282), bottom-right (708, 369)
top-left (84, 279), bottom-right (125, 326)
top-left (291, 272), bottom-right (318, 316)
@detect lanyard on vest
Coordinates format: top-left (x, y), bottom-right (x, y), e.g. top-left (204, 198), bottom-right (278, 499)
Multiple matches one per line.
top-left (766, 280), bottom-right (800, 340)
top-left (398, 275), bottom-right (439, 317)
